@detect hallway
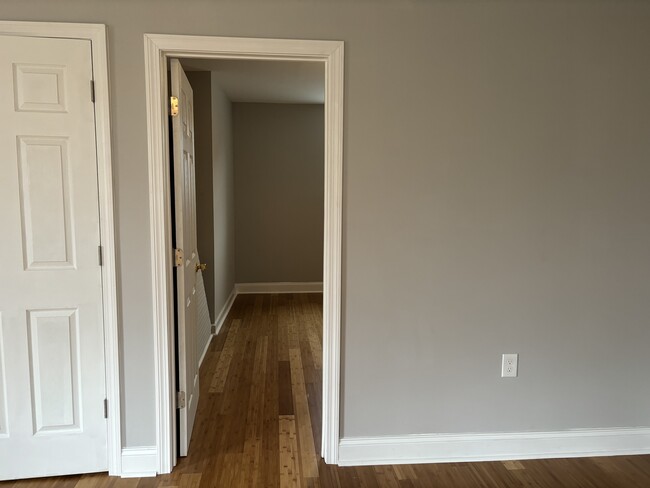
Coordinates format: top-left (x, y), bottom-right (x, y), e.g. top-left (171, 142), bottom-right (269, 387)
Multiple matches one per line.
top-left (172, 292), bottom-right (325, 486)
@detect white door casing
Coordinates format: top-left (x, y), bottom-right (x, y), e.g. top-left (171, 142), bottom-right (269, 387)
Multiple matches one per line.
top-left (170, 59), bottom-right (200, 457)
top-left (0, 35), bottom-right (108, 480)
top-left (144, 35), bottom-right (343, 472)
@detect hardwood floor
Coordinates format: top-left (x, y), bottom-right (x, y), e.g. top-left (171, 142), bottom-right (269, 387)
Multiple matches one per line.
top-left (3, 292), bottom-right (650, 487)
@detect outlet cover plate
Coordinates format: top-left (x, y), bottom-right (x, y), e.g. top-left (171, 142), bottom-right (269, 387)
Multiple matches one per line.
top-left (502, 353), bottom-right (518, 378)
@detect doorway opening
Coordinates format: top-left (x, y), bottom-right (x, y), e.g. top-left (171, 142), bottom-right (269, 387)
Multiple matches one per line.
top-left (144, 35), bottom-right (344, 474)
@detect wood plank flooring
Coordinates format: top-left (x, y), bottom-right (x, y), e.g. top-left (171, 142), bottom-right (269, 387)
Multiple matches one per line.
top-left (3, 293), bottom-right (650, 487)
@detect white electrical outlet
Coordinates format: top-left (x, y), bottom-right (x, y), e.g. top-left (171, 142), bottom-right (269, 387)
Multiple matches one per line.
top-left (501, 353), bottom-right (518, 378)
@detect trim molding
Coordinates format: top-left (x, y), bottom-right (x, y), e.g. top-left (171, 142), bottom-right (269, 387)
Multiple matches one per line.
top-left (235, 282), bottom-right (323, 294)
top-left (121, 447), bottom-right (158, 478)
top-left (213, 288), bottom-right (237, 337)
top-left (144, 34), bottom-right (344, 472)
top-left (197, 331), bottom-right (213, 369)
top-left (198, 287), bottom-right (237, 367)
top-left (0, 21), bottom-right (121, 477)
top-left (338, 428), bottom-right (650, 466)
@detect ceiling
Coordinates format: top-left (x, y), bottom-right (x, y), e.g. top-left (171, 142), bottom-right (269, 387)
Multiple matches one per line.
top-left (179, 58), bottom-right (324, 104)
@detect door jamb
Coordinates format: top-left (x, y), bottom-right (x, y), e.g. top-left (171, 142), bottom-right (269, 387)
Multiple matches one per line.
top-left (0, 21), bottom-right (122, 476)
top-left (143, 33), bottom-right (344, 472)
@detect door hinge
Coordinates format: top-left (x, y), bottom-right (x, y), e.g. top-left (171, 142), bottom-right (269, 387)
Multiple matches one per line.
top-left (177, 391), bottom-right (186, 409)
top-left (103, 399), bottom-right (108, 419)
top-left (90, 80), bottom-right (96, 103)
top-left (174, 248), bottom-right (184, 267)
top-left (98, 245), bottom-right (103, 266)
top-left (170, 96), bottom-right (179, 117)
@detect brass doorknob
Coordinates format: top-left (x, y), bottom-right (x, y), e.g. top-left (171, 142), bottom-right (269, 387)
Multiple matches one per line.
top-left (195, 263), bottom-right (207, 273)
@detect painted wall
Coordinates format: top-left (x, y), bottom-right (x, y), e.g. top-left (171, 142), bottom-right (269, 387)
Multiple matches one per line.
top-left (233, 103), bottom-right (324, 284)
top-left (211, 77), bottom-right (236, 329)
top-left (2, 1), bottom-right (649, 448)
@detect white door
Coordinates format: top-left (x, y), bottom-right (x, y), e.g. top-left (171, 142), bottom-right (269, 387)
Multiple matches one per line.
top-left (0, 35), bottom-right (107, 479)
top-left (170, 59), bottom-right (200, 457)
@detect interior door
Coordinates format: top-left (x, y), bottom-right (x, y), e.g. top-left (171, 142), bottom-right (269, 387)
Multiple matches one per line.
top-left (0, 35), bottom-right (107, 479)
top-left (170, 59), bottom-right (200, 457)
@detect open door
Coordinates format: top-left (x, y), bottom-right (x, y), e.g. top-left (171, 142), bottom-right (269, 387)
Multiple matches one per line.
top-left (170, 59), bottom-right (200, 457)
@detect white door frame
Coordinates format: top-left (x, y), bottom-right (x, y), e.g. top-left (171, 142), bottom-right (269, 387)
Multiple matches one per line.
top-left (0, 21), bottom-right (122, 476)
top-left (143, 34), bottom-right (344, 472)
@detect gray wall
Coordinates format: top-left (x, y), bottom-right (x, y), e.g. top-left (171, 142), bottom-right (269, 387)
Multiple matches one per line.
top-left (233, 103), bottom-right (324, 284)
top-left (211, 78), bottom-right (236, 323)
top-left (3, 1), bottom-right (649, 447)
top-left (185, 71), bottom-right (215, 326)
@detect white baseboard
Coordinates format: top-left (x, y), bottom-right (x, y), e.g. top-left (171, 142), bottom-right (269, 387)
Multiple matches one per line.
top-left (235, 281), bottom-right (323, 294)
top-left (198, 332), bottom-right (213, 368)
top-left (121, 446), bottom-right (158, 478)
top-left (338, 428), bottom-right (650, 466)
top-left (213, 287), bottom-right (237, 336)
top-left (199, 287), bottom-right (237, 367)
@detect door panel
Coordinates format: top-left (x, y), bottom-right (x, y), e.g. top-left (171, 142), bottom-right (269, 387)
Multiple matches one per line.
top-left (18, 136), bottom-right (75, 269)
top-left (13, 63), bottom-right (67, 113)
top-left (171, 59), bottom-right (200, 457)
top-left (27, 309), bottom-right (81, 434)
top-left (0, 35), bottom-right (107, 480)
